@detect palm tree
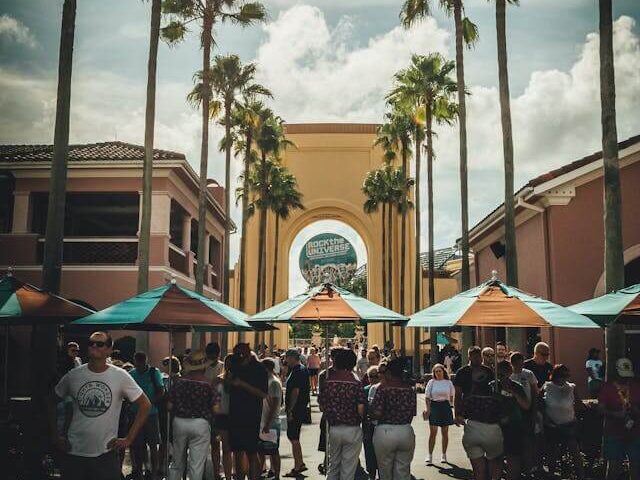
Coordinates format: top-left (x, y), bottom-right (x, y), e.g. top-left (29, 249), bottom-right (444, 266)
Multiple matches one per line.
top-left (231, 99), bottom-right (272, 314)
top-left (494, 0), bottom-right (522, 350)
top-left (401, 0), bottom-right (478, 362)
top-left (599, 0), bottom-right (625, 377)
top-left (390, 164), bottom-right (415, 354)
top-left (389, 53), bottom-right (458, 366)
top-left (363, 167), bottom-right (391, 342)
top-left (385, 109), bottom-right (414, 323)
top-left (270, 165), bottom-right (304, 311)
top-left (137, 0), bottom-right (162, 299)
top-left (162, 0), bottom-right (266, 295)
top-left (253, 114), bottom-right (294, 312)
top-left (189, 55), bottom-right (271, 305)
top-left (37, 0), bottom-right (76, 453)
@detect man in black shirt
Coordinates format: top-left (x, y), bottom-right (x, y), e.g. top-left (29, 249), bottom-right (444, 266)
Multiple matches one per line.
top-left (523, 341), bottom-right (552, 388)
top-left (284, 349), bottom-right (310, 477)
top-left (454, 346), bottom-right (503, 480)
top-left (228, 343), bottom-right (268, 480)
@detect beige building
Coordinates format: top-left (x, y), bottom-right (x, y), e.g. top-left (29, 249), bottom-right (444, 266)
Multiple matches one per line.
top-left (230, 123), bottom-right (461, 354)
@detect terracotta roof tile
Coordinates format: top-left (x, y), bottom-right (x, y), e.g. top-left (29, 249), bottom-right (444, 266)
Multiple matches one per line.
top-left (0, 141), bottom-right (185, 162)
top-left (527, 133), bottom-right (640, 187)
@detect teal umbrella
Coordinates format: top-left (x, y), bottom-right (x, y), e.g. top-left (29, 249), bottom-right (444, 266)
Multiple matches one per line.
top-left (70, 279), bottom-right (252, 332)
top-left (569, 283), bottom-right (640, 327)
top-left (251, 283), bottom-right (407, 324)
top-left (70, 278), bottom-right (253, 476)
top-left (1, 271), bottom-right (94, 404)
top-left (407, 274), bottom-right (599, 329)
top-left (251, 282), bottom-right (406, 472)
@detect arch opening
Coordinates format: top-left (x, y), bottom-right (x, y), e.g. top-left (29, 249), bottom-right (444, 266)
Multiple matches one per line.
top-left (287, 219), bottom-right (368, 347)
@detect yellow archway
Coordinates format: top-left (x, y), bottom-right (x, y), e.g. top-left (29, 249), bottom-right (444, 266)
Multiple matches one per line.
top-left (230, 123), bottom-right (417, 350)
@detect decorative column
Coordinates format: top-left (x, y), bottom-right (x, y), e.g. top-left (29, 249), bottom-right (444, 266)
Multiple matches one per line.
top-left (11, 191), bottom-right (30, 234)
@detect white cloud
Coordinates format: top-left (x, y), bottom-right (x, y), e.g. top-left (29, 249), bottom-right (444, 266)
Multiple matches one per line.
top-left (255, 5), bottom-right (450, 122)
top-left (254, 8), bottom-right (640, 275)
top-left (0, 15), bottom-right (37, 48)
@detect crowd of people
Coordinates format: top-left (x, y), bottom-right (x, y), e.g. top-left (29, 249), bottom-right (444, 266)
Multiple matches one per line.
top-left (49, 332), bottom-right (640, 480)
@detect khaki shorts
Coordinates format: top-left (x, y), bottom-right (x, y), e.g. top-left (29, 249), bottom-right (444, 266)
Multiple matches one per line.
top-left (462, 420), bottom-right (503, 460)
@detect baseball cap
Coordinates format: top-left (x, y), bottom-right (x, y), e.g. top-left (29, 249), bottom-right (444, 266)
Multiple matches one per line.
top-left (616, 358), bottom-right (634, 378)
top-left (285, 349), bottom-right (300, 359)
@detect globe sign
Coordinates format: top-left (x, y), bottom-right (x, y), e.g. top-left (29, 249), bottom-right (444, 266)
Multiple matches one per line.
top-left (299, 233), bottom-right (358, 287)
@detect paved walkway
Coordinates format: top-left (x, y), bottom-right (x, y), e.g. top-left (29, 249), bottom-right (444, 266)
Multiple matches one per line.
top-left (277, 394), bottom-right (473, 480)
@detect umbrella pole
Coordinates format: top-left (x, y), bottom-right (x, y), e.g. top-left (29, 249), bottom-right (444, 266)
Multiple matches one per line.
top-left (165, 331), bottom-right (173, 479)
top-left (4, 323), bottom-right (8, 405)
top-left (324, 322), bottom-right (330, 476)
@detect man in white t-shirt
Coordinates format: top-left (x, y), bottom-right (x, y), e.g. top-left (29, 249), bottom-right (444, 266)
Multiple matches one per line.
top-left (50, 331), bottom-right (151, 480)
top-left (509, 352), bottom-right (539, 401)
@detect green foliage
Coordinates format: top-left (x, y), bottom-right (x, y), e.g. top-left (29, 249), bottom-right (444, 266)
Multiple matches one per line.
top-left (160, 20), bottom-right (188, 43)
top-left (400, 0), bottom-right (478, 49)
top-left (462, 17), bottom-right (479, 48)
top-left (160, 0), bottom-right (267, 47)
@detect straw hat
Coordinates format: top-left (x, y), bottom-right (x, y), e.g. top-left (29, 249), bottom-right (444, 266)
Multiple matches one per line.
top-left (182, 350), bottom-right (211, 374)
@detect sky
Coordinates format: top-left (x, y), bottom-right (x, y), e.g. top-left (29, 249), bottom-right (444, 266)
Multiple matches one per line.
top-left (1, 0), bottom-right (640, 295)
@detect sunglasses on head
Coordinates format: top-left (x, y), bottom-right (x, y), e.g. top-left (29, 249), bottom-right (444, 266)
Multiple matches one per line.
top-left (88, 340), bottom-right (109, 348)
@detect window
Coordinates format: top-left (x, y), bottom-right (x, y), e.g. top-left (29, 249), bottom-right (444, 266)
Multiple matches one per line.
top-left (170, 199), bottom-right (186, 248)
top-left (190, 219), bottom-right (199, 256)
top-left (30, 192), bottom-right (139, 236)
top-left (209, 236), bottom-right (221, 269)
top-left (0, 172), bottom-right (14, 233)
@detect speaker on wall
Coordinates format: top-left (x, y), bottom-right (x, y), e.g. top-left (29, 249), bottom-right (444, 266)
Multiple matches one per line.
top-left (490, 241), bottom-right (506, 259)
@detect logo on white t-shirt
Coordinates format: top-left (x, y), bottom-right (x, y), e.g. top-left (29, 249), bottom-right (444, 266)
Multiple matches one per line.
top-left (77, 381), bottom-right (113, 417)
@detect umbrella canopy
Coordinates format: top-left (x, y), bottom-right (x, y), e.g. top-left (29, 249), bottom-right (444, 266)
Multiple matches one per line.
top-left (71, 280), bottom-right (252, 332)
top-left (0, 273), bottom-right (94, 324)
top-left (569, 283), bottom-right (640, 326)
top-left (407, 275), bottom-right (599, 329)
top-left (251, 283), bottom-right (407, 324)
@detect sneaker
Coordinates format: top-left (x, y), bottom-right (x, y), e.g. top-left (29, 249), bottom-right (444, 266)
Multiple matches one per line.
top-left (440, 454), bottom-right (448, 463)
top-left (425, 454), bottom-right (432, 464)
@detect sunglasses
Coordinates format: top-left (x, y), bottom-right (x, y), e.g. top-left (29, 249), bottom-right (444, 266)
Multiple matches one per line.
top-left (88, 340), bottom-right (109, 348)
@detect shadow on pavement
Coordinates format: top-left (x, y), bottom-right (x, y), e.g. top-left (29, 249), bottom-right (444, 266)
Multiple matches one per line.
top-left (419, 462), bottom-right (474, 480)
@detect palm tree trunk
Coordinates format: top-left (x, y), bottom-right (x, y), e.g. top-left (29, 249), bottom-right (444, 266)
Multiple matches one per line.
top-left (454, 0), bottom-right (473, 363)
top-left (137, 0), bottom-right (160, 298)
top-left (195, 4), bottom-right (213, 296)
top-left (256, 153), bottom-right (268, 314)
top-left (414, 126), bottom-right (422, 372)
top-left (255, 195), bottom-right (267, 350)
top-left (42, 0), bottom-right (76, 294)
top-left (599, 0), bottom-right (626, 378)
top-left (496, 0), bottom-right (522, 351)
top-left (426, 104), bottom-right (438, 368)
top-left (382, 202), bottom-right (387, 343)
top-left (271, 216), bottom-right (280, 306)
top-left (223, 99), bottom-right (233, 307)
top-left (238, 133), bottom-right (252, 341)
top-left (269, 216), bottom-right (280, 350)
top-left (36, 0), bottom-right (76, 468)
top-left (387, 202), bottom-right (393, 344)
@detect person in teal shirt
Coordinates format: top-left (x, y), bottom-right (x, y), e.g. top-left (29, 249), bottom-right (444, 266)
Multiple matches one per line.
top-left (129, 351), bottom-right (165, 480)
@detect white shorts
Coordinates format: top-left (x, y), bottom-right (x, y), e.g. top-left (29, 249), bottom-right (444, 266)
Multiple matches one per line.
top-left (462, 420), bottom-right (504, 460)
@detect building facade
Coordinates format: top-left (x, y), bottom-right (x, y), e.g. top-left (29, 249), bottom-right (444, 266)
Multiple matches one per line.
top-left (231, 123), bottom-right (420, 350)
top-left (0, 141), bottom-right (229, 377)
top-left (468, 134), bottom-right (640, 392)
